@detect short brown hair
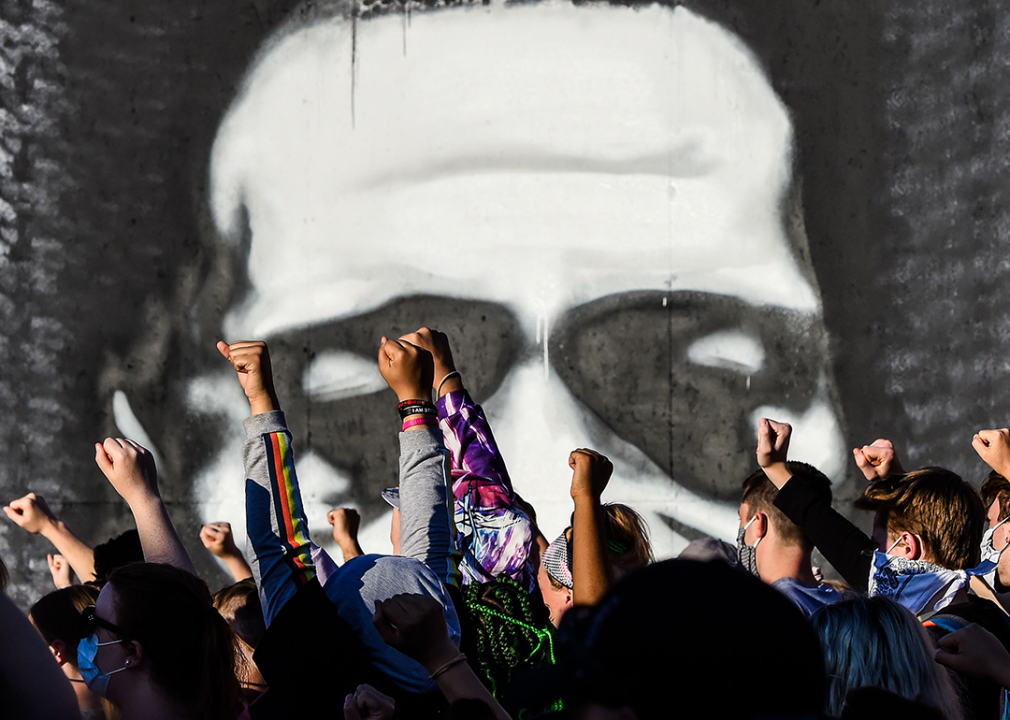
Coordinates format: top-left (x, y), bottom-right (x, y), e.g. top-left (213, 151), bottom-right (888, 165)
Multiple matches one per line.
top-left (741, 462), bottom-right (832, 550)
top-left (855, 467), bottom-right (984, 570)
top-left (980, 471), bottom-right (1010, 522)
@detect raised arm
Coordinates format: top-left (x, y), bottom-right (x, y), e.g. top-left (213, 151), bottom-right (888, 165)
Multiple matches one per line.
top-left (3, 493), bottom-right (96, 582)
top-left (404, 327), bottom-right (535, 587)
top-left (200, 521), bottom-right (254, 582)
top-left (570, 449), bottom-right (613, 606)
top-left (758, 418), bottom-right (877, 591)
top-left (94, 438), bottom-right (197, 575)
top-left (219, 340), bottom-right (316, 625)
top-left (378, 334), bottom-right (461, 588)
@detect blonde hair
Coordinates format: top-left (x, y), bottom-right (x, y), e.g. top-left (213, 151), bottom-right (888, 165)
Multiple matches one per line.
top-left (602, 503), bottom-right (654, 573)
top-left (811, 596), bottom-right (963, 719)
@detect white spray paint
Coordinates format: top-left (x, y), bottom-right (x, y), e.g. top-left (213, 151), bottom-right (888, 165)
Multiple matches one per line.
top-left (199, 3), bottom-right (845, 558)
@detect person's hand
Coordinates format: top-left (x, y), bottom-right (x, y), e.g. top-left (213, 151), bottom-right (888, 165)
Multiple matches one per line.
top-left (852, 439), bottom-right (905, 481)
top-left (373, 593), bottom-right (458, 671)
top-left (756, 418), bottom-right (792, 489)
top-left (935, 623), bottom-right (1010, 688)
top-left (94, 438), bottom-right (161, 507)
top-left (343, 684), bottom-right (396, 720)
top-left (974, 429), bottom-right (1010, 479)
top-left (217, 341), bottom-right (279, 415)
top-left (3, 493), bottom-right (59, 535)
top-left (377, 337), bottom-right (434, 403)
top-left (47, 553), bottom-right (73, 589)
top-left (199, 522), bottom-right (241, 559)
top-left (328, 508), bottom-right (361, 545)
top-left (569, 449), bottom-right (613, 502)
top-left (397, 328), bottom-right (462, 397)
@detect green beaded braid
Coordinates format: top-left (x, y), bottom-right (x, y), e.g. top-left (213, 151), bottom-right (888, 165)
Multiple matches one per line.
top-left (462, 578), bottom-right (555, 700)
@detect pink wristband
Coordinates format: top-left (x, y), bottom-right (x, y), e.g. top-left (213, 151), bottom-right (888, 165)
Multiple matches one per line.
top-left (402, 415), bottom-right (438, 431)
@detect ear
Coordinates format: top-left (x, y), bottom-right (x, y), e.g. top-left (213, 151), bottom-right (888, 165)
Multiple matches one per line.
top-left (49, 639), bottom-right (67, 666)
top-left (902, 532), bottom-right (922, 560)
top-left (753, 512), bottom-right (769, 540)
top-left (562, 588), bottom-right (574, 611)
top-left (122, 639), bottom-right (143, 670)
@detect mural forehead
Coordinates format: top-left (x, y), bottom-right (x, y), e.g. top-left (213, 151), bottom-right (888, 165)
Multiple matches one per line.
top-left (211, 3), bottom-right (816, 339)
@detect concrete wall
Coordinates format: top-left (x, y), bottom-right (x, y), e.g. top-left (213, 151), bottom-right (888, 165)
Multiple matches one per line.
top-left (1, 0), bottom-right (1007, 607)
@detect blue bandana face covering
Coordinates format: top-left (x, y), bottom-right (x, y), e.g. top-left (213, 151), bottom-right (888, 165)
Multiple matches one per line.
top-left (77, 634), bottom-right (127, 697)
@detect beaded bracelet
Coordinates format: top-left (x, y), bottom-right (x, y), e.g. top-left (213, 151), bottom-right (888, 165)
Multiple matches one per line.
top-left (402, 415), bottom-right (438, 431)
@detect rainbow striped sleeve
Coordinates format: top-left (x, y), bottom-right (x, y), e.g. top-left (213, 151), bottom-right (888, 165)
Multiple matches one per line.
top-left (263, 430), bottom-right (315, 587)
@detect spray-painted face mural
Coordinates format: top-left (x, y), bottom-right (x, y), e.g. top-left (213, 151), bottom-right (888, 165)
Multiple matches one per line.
top-left (189, 3), bottom-right (846, 557)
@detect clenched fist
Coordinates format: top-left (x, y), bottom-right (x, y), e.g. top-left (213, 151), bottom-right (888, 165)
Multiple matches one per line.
top-left (217, 341), bottom-right (279, 416)
top-left (200, 522), bottom-right (241, 559)
top-left (974, 429), bottom-right (1010, 479)
top-left (569, 449), bottom-right (613, 502)
top-left (373, 593), bottom-right (458, 671)
top-left (47, 553), bottom-right (73, 589)
top-left (377, 337), bottom-right (434, 402)
top-left (852, 439), bottom-right (904, 481)
top-left (397, 328), bottom-right (462, 398)
top-left (94, 438), bottom-right (160, 507)
top-left (3, 493), bottom-right (59, 535)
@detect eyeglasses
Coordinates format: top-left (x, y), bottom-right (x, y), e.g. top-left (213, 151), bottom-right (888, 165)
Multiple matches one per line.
top-left (80, 605), bottom-right (126, 640)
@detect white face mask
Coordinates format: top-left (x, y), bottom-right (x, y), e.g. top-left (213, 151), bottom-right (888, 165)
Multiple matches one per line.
top-left (980, 517), bottom-right (1010, 565)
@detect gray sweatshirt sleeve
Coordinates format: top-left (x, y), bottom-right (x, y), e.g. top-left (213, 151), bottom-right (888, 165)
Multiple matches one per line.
top-left (397, 427), bottom-right (461, 588)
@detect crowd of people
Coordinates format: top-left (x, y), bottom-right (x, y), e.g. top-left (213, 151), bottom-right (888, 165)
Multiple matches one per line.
top-left (4, 327), bottom-right (1010, 719)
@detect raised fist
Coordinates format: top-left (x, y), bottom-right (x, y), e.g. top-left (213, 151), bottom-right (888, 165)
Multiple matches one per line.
top-left (569, 448), bottom-right (613, 501)
top-left (3, 493), bottom-right (59, 535)
top-left (973, 429), bottom-right (1010, 479)
top-left (217, 340), bottom-right (279, 415)
top-left (94, 438), bottom-right (160, 507)
top-left (852, 438), bottom-right (904, 481)
top-left (47, 553), bottom-right (73, 589)
top-left (935, 623), bottom-right (1010, 687)
top-left (328, 508), bottom-right (361, 544)
top-left (377, 337), bottom-right (434, 403)
top-left (757, 418), bottom-right (791, 469)
top-left (397, 328), bottom-right (461, 397)
top-left (199, 522), bottom-right (241, 559)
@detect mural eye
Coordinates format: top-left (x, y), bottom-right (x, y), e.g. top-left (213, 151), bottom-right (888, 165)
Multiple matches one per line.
top-left (302, 350), bottom-right (387, 402)
top-left (687, 330), bottom-right (765, 375)
top-left (551, 291), bottom-right (821, 502)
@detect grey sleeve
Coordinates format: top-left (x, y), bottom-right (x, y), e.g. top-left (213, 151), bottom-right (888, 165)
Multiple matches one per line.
top-left (397, 427), bottom-right (461, 588)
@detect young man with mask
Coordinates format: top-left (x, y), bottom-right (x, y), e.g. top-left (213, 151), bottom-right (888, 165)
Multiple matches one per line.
top-left (974, 428), bottom-right (1010, 599)
top-left (737, 463), bottom-right (844, 616)
top-left (759, 418), bottom-right (1010, 720)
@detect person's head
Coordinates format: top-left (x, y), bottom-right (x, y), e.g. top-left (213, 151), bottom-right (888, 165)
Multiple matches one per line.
top-left (856, 467), bottom-right (984, 569)
top-left (538, 504), bottom-right (654, 627)
top-left (30, 584), bottom-right (100, 669)
top-left (546, 559), bottom-right (825, 719)
top-left (600, 503), bottom-right (654, 581)
top-left (214, 578), bottom-right (267, 695)
top-left (185, 0), bottom-right (849, 560)
top-left (980, 471), bottom-right (1010, 578)
top-left (810, 595), bottom-right (963, 720)
top-left (92, 529), bottom-right (144, 585)
top-left (83, 562), bottom-right (241, 718)
top-left (462, 577), bottom-right (553, 701)
top-left (738, 461), bottom-right (831, 578)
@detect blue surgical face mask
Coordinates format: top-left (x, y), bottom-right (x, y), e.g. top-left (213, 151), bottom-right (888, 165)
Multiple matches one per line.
top-left (77, 633), bottom-right (127, 697)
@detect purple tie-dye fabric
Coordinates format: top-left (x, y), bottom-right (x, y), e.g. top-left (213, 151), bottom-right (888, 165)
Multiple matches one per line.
top-left (437, 389), bottom-right (535, 589)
